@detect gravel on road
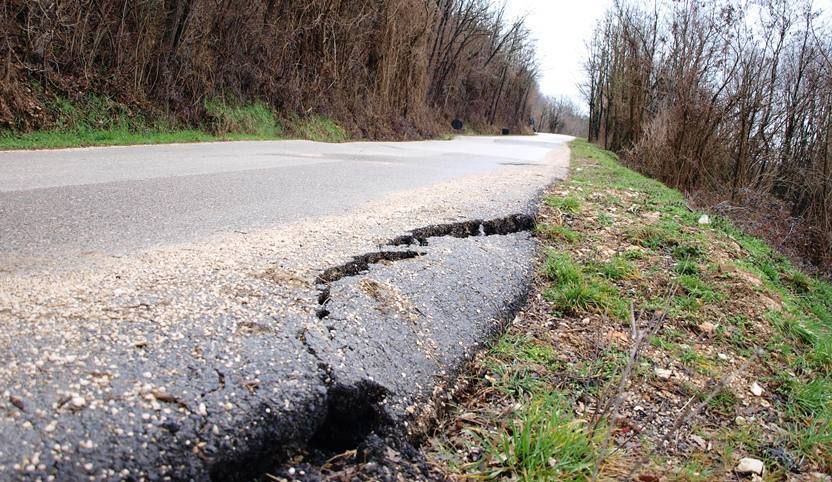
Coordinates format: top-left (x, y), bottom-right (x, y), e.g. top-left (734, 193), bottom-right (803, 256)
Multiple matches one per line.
top-left (0, 134), bottom-right (570, 481)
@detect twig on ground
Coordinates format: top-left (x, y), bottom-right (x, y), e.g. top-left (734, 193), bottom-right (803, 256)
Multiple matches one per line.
top-left (625, 351), bottom-right (760, 479)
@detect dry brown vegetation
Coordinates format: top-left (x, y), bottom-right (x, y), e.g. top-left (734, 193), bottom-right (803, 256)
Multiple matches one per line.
top-left (585, 0), bottom-right (832, 275)
top-left (533, 95), bottom-right (589, 137)
top-left (426, 141), bottom-right (832, 481)
top-left (0, 0), bottom-right (542, 139)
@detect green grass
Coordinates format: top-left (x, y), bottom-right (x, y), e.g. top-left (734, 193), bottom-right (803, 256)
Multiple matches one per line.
top-left (707, 387), bottom-right (739, 414)
top-left (289, 115), bottom-right (348, 143)
top-left (596, 212), bottom-right (614, 226)
top-left (0, 94), bottom-right (349, 150)
top-left (676, 274), bottom-right (721, 302)
top-left (625, 223), bottom-right (680, 251)
top-left (674, 257), bottom-right (700, 275)
top-left (571, 138), bottom-right (832, 466)
top-left (595, 256), bottom-right (637, 280)
top-left (435, 333), bottom-right (597, 480)
top-left (535, 223), bottom-right (582, 243)
top-left (546, 195), bottom-right (582, 214)
top-left (496, 394), bottom-right (595, 481)
top-left (536, 223), bottom-right (582, 243)
top-left (492, 335), bottom-right (561, 368)
top-left (0, 95), bottom-right (216, 149)
top-left (650, 335), bottom-right (677, 351)
top-left (677, 458), bottom-right (716, 482)
top-left (672, 243), bottom-right (705, 261)
top-left (542, 251), bottom-right (630, 320)
top-left (0, 127), bottom-right (216, 150)
top-left (483, 361), bottom-right (549, 397)
top-left (544, 280), bottom-right (629, 319)
top-left (574, 348), bottom-right (630, 385)
top-left (543, 251), bottom-right (583, 285)
top-left (623, 248), bottom-right (646, 260)
top-left (786, 378), bottom-right (832, 417)
top-left (204, 98), bottom-right (281, 137)
top-left (431, 139), bottom-right (832, 478)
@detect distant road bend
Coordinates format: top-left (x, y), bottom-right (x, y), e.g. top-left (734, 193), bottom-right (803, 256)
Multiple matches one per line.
top-left (0, 134), bottom-right (570, 480)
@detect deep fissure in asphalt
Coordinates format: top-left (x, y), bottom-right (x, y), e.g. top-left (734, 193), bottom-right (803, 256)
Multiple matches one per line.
top-left (315, 251), bottom-right (425, 284)
top-left (272, 214), bottom-right (538, 479)
top-left (308, 381), bottom-right (393, 454)
top-left (387, 213), bottom-right (535, 247)
top-left (314, 214), bottom-right (535, 322)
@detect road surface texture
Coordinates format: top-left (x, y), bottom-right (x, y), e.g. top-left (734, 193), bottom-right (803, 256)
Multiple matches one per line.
top-left (0, 134), bottom-right (570, 480)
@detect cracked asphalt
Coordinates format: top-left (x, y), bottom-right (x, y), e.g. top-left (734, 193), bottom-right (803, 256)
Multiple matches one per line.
top-left (0, 134), bottom-right (571, 481)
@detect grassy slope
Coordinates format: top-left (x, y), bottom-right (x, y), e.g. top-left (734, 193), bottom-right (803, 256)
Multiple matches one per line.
top-left (0, 96), bottom-right (349, 150)
top-left (426, 140), bottom-right (832, 481)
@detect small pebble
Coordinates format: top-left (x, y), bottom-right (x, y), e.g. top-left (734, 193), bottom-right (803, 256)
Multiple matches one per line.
top-left (736, 457), bottom-right (764, 475)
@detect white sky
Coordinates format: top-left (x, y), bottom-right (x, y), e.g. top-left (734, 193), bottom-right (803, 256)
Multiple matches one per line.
top-left (504, 0), bottom-right (614, 106)
top-left (504, 0), bottom-right (832, 107)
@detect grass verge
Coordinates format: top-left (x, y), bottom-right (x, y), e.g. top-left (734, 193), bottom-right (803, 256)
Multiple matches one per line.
top-left (426, 140), bottom-right (832, 480)
top-left (0, 95), bottom-right (349, 150)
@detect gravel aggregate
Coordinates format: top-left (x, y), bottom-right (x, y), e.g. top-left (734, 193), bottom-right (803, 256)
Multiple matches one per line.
top-left (0, 134), bottom-right (570, 480)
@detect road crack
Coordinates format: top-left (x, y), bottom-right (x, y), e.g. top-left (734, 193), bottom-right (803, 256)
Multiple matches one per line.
top-left (313, 214), bottom-right (535, 321)
top-left (387, 213), bottom-right (534, 246)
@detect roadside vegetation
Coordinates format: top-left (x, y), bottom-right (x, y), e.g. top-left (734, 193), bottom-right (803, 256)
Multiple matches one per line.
top-left (426, 140), bottom-right (832, 480)
top-left (585, 0), bottom-right (832, 276)
top-left (0, 0), bottom-right (552, 147)
top-left (0, 95), bottom-right (349, 150)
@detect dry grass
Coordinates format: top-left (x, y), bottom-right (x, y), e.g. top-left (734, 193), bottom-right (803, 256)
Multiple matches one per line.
top-left (1, 0), bottom-right (538, 142)
top-left (424, 140), bottom-right (832, 481)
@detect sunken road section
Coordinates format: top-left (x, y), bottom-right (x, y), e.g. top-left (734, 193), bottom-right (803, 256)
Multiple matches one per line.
top-left (271, 215), bottom-right (538, 478)
top-left (0, 215), bottom-right (537, 481)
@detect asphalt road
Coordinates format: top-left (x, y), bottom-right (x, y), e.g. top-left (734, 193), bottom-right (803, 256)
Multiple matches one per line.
top-left (0, 134), bottom-right (571, 480)
top-left (0, 136), bottom-right (568, 271)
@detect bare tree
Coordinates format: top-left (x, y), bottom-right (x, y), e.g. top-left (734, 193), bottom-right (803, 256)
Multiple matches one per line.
top-left (585, 0), bottom-right (832, 272)
top-left (0, 0), bottom-right (541, 137)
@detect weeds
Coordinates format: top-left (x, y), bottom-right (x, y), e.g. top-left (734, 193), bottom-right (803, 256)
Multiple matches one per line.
top-left (546, 196), bottom-right (582, 214)
top-left (0, 95), bottom-right (350, 150)
top-left (676, 275), bottom-right (720, 302)
top-left (498, 394), bottom-right (595, 481)
top-left (595, 256), bottom-right (637, 280)
top-left (542, 252), bottom-right (630, 320)
top-left (204, 98), bottom-right (281, 137)
top-left (536, 223), bottom-right (582, 243)
top-left (289, 115), bottom-right (348, 143)
top-left (428, 139), bottom-right (832, 480)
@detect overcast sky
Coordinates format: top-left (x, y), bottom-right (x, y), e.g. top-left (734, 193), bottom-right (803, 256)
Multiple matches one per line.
top-left (504, 0), bottom-right (613, 106)
top-left (505, 0), bottom-right (832, 108)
